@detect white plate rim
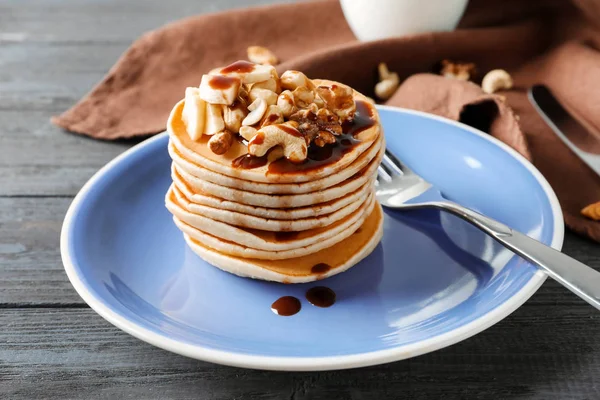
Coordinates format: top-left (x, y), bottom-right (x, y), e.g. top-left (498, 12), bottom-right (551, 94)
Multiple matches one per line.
top-left (61, 106), bottom-right (564, 371)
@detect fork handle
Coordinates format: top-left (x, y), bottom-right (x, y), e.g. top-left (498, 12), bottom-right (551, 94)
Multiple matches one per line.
top-left (428, 201), bottom-right (600, 310)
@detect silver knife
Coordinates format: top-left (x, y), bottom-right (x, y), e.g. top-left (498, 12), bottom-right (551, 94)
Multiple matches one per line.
top-left (529, 84), bottom-right (600, 177)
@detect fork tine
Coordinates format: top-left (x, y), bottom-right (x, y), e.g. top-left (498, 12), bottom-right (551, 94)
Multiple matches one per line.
top-left (377, 166), bottom-right (392, 182)
top-left (381, 154), bottom-right (404, 176)
top-left (384, 149), bottom-right (413, 175)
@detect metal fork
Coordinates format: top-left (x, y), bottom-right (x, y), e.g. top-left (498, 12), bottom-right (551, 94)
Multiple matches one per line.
top-left (376, 149), bottom-right (600, 310)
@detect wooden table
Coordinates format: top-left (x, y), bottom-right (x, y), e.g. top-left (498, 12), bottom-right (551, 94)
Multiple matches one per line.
top-left (2, 1), bottom-right (600, 398)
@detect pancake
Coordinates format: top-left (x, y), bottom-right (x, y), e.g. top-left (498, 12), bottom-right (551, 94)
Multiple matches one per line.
top-left (173, 197), bottom-right (374, 260)
top-left (182, 202), bottom-right (383, 283)
top-left (169, 131), bottom-right (382, 194)
top-left (166, 188), bottom-right (374, 251)
top-left (167, 79), bottom-right (380, 184)
top-left (165, 68), bottom-right (384, 283)
top-left (173, 166), bottom-right (374, 219)
top-left (171, 184), bottom-right (370, 231)
top-left (172, 146), bottom-right (383, 209)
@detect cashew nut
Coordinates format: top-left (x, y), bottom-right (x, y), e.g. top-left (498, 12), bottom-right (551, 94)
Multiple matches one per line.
top-left (247, 46), bottom-right (279, 66)
top-left (481, 69), bottom-right (513, 94)
top-left (280, 70), bottom-right (315, 91)
top-left (248, 87), bottom-right (278, 106)
top-left (182, 87), bottom-right (206, 141)
top-left (374, 72), bottom-right (399, 100)
top-left (292, 86), bottom-right (315, 109)
top-left (198, 74), bottom-right (241, 105)
top-left (208, 130), bottom-right (234, 155)
top-left (242, 97), bottom-right (267, 126)
top-left (276, 90), bottom-right (295, 117)
top-left (239, 125), bottom-right (257, 141)
top-left (248, 124), bottom-right (308, 163)
top-left (223, 101), bottom-right (247, 133)
top-left (374, 62), bottom-right (400, 100)
top-left (440, 60), bottom-right (476, 81)
top-left (267, 146), bottom-right (285, 162)
top-left (204, 104), bottom-right (225, 135)
top-left (260, 105), bottom-right (284, 127)
top-left (378, 62), bottom-right (391, 80)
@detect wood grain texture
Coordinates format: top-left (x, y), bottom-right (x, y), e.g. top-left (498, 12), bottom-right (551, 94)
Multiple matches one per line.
top-left (0, 110), bottom-right (133, 196)
top-left (1, 306), bottom-right (599, 399)
top-left (2, 0), bottom-right (600, 398)
top-left (0, 197), bottom-right (83, 304)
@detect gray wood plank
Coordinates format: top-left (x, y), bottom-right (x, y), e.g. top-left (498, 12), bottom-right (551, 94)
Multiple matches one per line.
top-left (1, 306), bottom-right (599, 399)
top-left (0, 108), bottom-right (137, 196)
top-left (0, 42), bottom-right (128, 112)
top-left (0, 110), bottom-right (132, 196)
top-left (0, 197), bottom-right (83, 304)
top-left (0, 0), bottom-right (294, 43)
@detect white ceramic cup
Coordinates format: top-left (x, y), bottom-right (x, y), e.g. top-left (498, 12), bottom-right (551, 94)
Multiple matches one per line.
top-left (340, 0), bottom-right (469, 42)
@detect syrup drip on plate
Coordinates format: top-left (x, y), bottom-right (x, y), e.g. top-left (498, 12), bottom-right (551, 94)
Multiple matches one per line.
top-left (306, 287), bottom-right (336, 308)
top-left (271, 296), bottom-right (301, 316)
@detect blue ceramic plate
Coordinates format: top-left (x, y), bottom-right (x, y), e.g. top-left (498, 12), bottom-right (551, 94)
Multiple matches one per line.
top-left (61, 106), bottom-right (563, 371)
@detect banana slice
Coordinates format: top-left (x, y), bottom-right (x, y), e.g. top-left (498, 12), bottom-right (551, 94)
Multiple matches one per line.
top-left (217, 60), bottom-right (276, 84)
top-left (199, 74), bottom-right (241, 105)
top-left (182, 87), bottom-right (206, 141)
top-left (205, 104), bottom-right (225, 135)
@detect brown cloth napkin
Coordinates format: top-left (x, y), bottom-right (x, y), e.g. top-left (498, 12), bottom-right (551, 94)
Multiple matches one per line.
top-left (52, 0), bottom-right (600, 242)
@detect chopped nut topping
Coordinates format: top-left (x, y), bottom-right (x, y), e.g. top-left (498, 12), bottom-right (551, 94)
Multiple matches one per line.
top-left (181, 60), bottom-right (362, 160)
top-left (316, 84), bottom-right (355, 122)
top-left (313, 131), bottom-right (336, 147)
top-left (289, 105), bottom-right (343, 147)
top-left (292, 86), bottom-right (315, 109)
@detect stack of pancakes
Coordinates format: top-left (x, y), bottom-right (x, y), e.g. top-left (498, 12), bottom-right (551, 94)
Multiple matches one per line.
top-left (166, 78), bottom-right (384, 283)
